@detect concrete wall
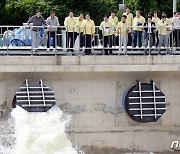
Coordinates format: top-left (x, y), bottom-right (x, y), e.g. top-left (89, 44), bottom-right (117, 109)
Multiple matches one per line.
top-left (1, 56), bottom-right (180, 153)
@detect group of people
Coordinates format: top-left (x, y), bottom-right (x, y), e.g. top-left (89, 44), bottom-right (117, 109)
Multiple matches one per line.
top-left (27, 8), bottom-right (180, 55)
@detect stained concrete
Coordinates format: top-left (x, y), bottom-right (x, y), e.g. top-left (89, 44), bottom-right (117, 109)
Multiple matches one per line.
top-left (0, 56), bottom-right (180, 153)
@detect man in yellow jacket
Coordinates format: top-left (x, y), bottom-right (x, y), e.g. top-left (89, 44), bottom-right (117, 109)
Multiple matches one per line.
top-left (64, 11), bottom-right (77, 52)
top-left (81, 13), bottom-right (95, 55)
top-left (99, 15), bottom-right (114, 55)
top-left (123, 7), bottom-right (133, 46)
top-left (115, 15), bottom-right (129, 53)
top-left (132, 10), bottom-right (145, 47)
top-left (152, 11), bottom-right (160, 46)
top-left (109, 11), bottom-right (119, 46)
top-left (158, 14), bottom-right (169, 52)
top-left (76, 13), bottom-right (85, 49)
top-left (109, 11), bottom-right (119, 26)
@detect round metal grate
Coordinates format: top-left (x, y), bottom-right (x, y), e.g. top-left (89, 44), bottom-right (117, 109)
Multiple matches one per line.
top-left (122, 80), bottom-right (166, 123)
top-left (15, 79), bottom-right (56, 112)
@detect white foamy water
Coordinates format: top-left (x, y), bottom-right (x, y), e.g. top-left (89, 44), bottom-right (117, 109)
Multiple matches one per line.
top-left (11, 106), bottom-right (78, 154)
top-left (0, 106), bottom-right (80, 154)
top-left (0, 118), bottom-right (15, 154)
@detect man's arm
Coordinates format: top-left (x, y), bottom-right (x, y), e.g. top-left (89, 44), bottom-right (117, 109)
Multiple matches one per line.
top-left (92, 21), bottom-right (95, 34)
top-left (152, 22), bottom-right (156, 31)
top-left (42, 17), bottom-right (47, 26)
top-left (64, 17), bottom-right (68, 26)
top-left (99, 22), bottom-right (103, 31)
top-left (27, 16), bottom-right (33, 25)
top-left (143, 22), bottom-right (147, 32)
top-left (56, 17), bottom-right (60, 26)
top-left (46, 17), bottom-right (50, 26)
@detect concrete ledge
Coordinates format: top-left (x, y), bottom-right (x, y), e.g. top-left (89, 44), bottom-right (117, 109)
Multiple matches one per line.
top-left (1, 55), bottom-right (180, 65)
top-left (0, 64), bottom-right (179, 72)
top-left (0, 55), bottom-right (180, 72)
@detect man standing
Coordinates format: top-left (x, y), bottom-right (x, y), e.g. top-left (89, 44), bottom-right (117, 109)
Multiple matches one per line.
top-left (115, 15), bottom-right (128, 54)
top-left (81, 13), bottom-right (95, 55)
top-left (109, 11), bottom-right (119, 26)
top-left (144, 16), bottom-right (155, 54)
top-left (173, 12), bottom-right (180, 49)
top-left (109, 11), bottom-right (119, 46)
top-left (76, 13), bottom-right (85, 50)
top-left (152, 11), bottom-right (160, 47)
top-left (158, 15), bottom-right (169, 53)
top-left (99, 15), bottom-right (114, 55)
top-left (64, 11), bottom-right (77, 52)
top-left (28, 10), bottom-right (47, 51)
top-left (123, 7), bottom-right (133, 46)
top-left (46, 11), bottom-right (60, 51)
top-left (132, 10), bottom-right (145, 48)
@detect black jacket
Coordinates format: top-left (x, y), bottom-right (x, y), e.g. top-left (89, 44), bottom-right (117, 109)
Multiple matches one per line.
top-left (144, 21), bottom-right (155, 34)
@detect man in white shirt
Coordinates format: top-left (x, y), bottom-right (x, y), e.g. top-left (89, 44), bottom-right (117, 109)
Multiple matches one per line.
top-left (46, 11), bottom-right (60, 51)
top-left (144, 16), bottom-right (155, 48)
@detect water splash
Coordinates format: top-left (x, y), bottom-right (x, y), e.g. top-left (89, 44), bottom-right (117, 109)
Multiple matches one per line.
top-left (0, 118), bottom-right (15, 154)
top-left (11, 106), bottom-right (78, 154)
top-left (0, 106), bottom-right (86, 154)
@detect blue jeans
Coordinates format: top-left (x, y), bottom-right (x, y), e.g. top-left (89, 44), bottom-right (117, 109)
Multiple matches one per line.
top-left (133, 30), bottom-right (142, 47)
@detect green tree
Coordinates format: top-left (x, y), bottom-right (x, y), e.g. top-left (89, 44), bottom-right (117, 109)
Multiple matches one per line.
top-left (0, 0), bottom-right (180, 25)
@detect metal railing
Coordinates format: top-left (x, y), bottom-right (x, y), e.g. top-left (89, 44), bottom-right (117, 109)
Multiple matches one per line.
top-left (0, 25), bottom-right (179, 55)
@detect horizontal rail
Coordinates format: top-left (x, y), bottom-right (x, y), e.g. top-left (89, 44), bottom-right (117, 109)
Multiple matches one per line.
top-left (134, 114), bottom-right (162, 117)
top-left (129, 108), bottom-right (166, 111)
top-left (21, 104), bottom-right (53, 107)
top-left (0, 25), bottom-right (179, 56)
top-left (20, 86), bottom-right (50, 89)
top-left (129, 102), bottom-right (165, 105)
top-left (17, 100), bottom-right (55, 102)
top-left (129, 96), bottom-right (165, 99)
top-left (16, 91), bottom-right (54, 94)
top-left (16, 95), bottom-right (55, 98)
top-left (133, 90), bottom-right (161, 93)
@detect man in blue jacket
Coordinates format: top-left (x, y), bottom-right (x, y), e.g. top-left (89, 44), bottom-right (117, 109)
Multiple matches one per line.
top-left (144, 16), bottom-right (155, 53)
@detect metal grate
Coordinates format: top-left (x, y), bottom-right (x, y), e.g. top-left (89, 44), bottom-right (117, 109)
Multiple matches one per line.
top-left (16, 79), bottom-right (56, 112)
top-left (122, 80), bottom-right (166, 123)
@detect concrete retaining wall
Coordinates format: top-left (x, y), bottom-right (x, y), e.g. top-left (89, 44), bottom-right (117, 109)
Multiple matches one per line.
top-left (0, 56), bottom-right (180, 153)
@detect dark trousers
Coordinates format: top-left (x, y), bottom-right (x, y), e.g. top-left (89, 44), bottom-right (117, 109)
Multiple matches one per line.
top-left (175, 29), bottom-right (180, 47)
top-left (112, 34), bottom-right (119, 46)
top-left (169, 31), bottom-right (173, 47)
top-left (127, 32), bottom-right (132, 46)
top-left (133, 31), bottom-right (142, 47)
top-left (66, 32), bottom-right (77, 51)
top-left (103, 35), bottom-right (113, 55)
top-left (47, 31), bottom-right (56, 48)
top-left (144, 33), bottom-right (154, 47)
top-left (84, 34), bottom-right (92, 55)
top-left (78, 32), bottom-right (84, 48)
top-left (153, 31), bottom-right (159, 47)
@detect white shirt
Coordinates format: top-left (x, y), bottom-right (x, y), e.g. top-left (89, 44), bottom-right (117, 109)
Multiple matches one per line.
top-left (173, 17), bottom-right (180, 29)
top-left (147, 22), bottom-right (152, 33)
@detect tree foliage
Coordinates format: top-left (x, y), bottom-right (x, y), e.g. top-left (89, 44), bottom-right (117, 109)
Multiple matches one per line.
top-left (0, 0), bottom-right (179, 25)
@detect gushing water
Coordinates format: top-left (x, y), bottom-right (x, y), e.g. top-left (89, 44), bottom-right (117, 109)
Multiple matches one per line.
top-left (0, 106), bottom-right (81, 154)
top-left (0, 118), bottom-right (15, 154)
